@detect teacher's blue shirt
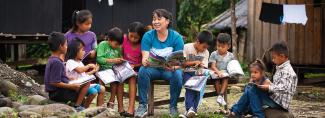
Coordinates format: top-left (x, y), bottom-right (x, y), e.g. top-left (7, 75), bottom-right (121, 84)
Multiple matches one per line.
top-left (141, 29), bottom-right (184, 51)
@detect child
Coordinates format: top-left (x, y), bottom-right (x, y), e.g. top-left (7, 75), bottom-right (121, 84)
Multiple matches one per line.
top-left (180, 30), bottom-right (213, 118)
top-left (208, 33), bottom-right (235, 107)
top-left (65, 10), bottom-right (97, 64)
top-left (65, 38), bottom-right (105, 108)
top-left (229, 59), bottom-right (271, 117)
top-left (44, 32), bottom-right (89, 111)
top-left (96, 27), bottom-right (125, 115)
top-left (120, 22), bottom-right (146, 117)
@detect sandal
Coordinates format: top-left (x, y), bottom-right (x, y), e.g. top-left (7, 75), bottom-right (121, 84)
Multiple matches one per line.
top-left (121, 112), bottom-right (134, 117)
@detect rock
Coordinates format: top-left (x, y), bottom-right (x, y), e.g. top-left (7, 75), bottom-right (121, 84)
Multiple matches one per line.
top-left (25, 82), bottom-right (33, 87)
top-left (28, 95), bottom-right (48, 105)
top-left (230, 85), bottom-right (242, 94)
top-left (0, 98), bottom-right (7, 107)
top-left (1, 97), bottom-right (12, 107)
top-left (12, 101), bottom-right (23, 109)
top-left (26, 69), bottom-right (39, 76)
top-left (0, 107), bottom-right (15, 117)
top-left (79, 107), bottom-right (107, 117)
top-left (19, 111), bottom-right (42, 118)
top-left (18, 105), bottom-right (42, 112)
top-left (0, 80), bottom-right (18, 96)
top-left (94, 108), bottom-right (119, 118)
top-left (23, 103), bottom-right (76, 117)
top-left (264, 108), bottom-right (294, 118)
top-left (307, 94), bottom-right (316, 99)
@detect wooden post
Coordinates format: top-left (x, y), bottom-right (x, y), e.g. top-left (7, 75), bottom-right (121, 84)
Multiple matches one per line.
top-left (148, 81), bottom-right (154, 116)
top-left (230, 0), bottom-right (238, 58)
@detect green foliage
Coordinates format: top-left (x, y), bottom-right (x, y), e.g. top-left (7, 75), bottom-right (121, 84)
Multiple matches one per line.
top-left (8, 90), bottom-right (28, 104)
top-left (177, 0), bottom-right (230, 42)
top-left (27, 44), bottom-right (51, 59)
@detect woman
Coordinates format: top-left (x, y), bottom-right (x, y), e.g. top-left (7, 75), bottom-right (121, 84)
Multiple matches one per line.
top-left (135, 9), bottom-right (184, 118)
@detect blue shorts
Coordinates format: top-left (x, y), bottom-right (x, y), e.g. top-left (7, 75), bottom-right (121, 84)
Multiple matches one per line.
top-left (87, 84), bottom-right (101, 96)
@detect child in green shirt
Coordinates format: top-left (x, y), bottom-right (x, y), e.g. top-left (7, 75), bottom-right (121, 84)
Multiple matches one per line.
top-left (96, 27), bottom-right (125, 114)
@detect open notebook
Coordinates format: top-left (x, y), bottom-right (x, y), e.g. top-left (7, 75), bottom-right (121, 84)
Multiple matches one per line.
top-left (96, 61), bottom-right (136, 84)
top-left (69, 75), bottom-right (96, 85)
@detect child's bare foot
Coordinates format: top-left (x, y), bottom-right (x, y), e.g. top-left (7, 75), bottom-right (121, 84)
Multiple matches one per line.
top-left (107, 102), bottom-right (114, 109)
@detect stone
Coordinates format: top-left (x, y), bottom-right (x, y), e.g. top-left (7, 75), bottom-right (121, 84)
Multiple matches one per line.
top-left (12, 101), bottom-right (23, 109)
top-left (79, 107), bottom-right (107, 117)
top-left (25, 82), bottom-right (33, 87)
top-left (28, 95), bottom-right (48, 105)
top-left (0, 80), bottom-right (18, 96)
top-left (1, 97), bottom-right (12, 107)
top-left (23, 103), bottom-right (76, 117)
top-left (94, 108), bottom-right (119, 118)
top-left (19, 111), bottom-right (42, 118)
top-left (26, 69), bottom-right (39, 76)
top-left (18, 105), bottom-right (42, 112)
top-left (0, 107), bottom-right (15, 117)
top-left (264, 108), bottom-right (294, 118)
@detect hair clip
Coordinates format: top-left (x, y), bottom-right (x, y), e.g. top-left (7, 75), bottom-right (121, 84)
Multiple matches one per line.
top-left (76, 11), bottom-right (80, 14)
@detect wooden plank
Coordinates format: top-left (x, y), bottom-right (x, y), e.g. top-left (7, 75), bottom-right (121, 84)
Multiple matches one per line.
top-left (262, 0), bottom-right (272, 59)
top-left (305, 0), bottom-right (314, 65)
top-left (148, 82), bottom-right (154, 116)
top-left (323, 3), bottom-right (325, 64)
top-left (270, 0), bottom-right (280, 49)
top-left (254, 0), bottom-right (263, 59)
top-left (313, 5), bottom-right (322, 65)
top-left (279, 0), bottom-right (288, 42)
top-left (287, 0), bottom-right (297, 64)
top-left (296, 0), bottom-right (306, 64)
top-left (247, 0), bottom-right (256, 62)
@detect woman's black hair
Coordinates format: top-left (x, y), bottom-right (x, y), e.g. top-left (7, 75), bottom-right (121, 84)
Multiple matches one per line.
top-left (107, 27), bottom-right (123, 45)
top-left (71, 10), bottom-right (93, 32)
top-left (152, 9), bottom-right (173, 28)
top-left (250, 59), bottom-right (266, 72)
top-left (128, 22), bottom-right (146, 42)
top-left (65, 37), bottom-right (85, 61)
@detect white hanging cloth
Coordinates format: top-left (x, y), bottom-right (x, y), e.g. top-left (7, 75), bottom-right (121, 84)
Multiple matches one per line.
top-left (282, 4), bottom-right (308, 25)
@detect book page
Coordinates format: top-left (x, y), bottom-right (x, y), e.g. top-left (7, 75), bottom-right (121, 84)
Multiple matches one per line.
top-left (69, 75), bottom-right (96, 85)
top-left (96, 69), bottom-right (118, 84)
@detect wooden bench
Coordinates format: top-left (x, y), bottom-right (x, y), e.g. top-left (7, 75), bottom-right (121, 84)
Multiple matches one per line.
top-left (147, 78), bottom-right (239, 115)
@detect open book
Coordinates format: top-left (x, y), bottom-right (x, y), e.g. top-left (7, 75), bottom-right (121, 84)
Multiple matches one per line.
top-left (184, 76), bottom-right (209, 92)
top-left (148, 47), bottom-right (185, 68)
top-left (183, 54), bottom-right (205, 73)
top-left (69, 75), bottom-right (96, 85)
top-left (210, 60), bottom-right (244, 79)
top-left (96, 61), bottom-right (136, 84)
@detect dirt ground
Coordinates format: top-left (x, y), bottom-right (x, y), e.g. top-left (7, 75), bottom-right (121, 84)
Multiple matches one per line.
top-left (106, 85), bottom-right (325, 118)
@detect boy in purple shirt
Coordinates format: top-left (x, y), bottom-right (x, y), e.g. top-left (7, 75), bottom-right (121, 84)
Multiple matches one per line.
top-left (44, 32), bottom-right (90, 111)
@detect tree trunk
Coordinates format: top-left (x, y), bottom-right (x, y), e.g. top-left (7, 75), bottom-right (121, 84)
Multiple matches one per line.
top-left (230, 0), bottom-right (238, 58)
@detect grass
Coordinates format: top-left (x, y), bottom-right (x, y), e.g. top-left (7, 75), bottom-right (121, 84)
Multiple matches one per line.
top-left (8, 90), bottom-right (29, 104)
top-left (304, 73), bottom-right (325, 79)
top-left (160, 113), bottom-right (224, 118)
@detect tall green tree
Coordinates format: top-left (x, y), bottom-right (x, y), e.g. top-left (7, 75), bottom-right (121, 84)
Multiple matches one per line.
top-left (177, 0), bottom-right (230, 42)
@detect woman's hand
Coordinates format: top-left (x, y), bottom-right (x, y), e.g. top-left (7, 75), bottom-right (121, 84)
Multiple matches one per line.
top-left (142, 58), bottom-right (150, 67)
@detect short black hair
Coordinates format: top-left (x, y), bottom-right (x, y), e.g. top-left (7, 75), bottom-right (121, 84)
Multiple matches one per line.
top-left (152, 9), bottom-right (173, 28)
top-left (217, 33), bottom-right (231, 44)
top-left (71, 10), bottom-right (93, 32)
top-left (128, 22), bottom-right (146, 42)
top-left (197, 30), bottom-right (213, 46)
top-left (48, 32), bottom-right (66, 52)
top-left (65, 38), bottom-right (85, 61)
top-left (107, 27), bottom-right (123, 44)
top-left (270, 41), bottom-right (289, 57)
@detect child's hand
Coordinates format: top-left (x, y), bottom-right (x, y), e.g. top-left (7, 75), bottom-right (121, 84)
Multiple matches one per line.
top-left (257, 85), bottom-right (269, 91)
top-left (215, 71), bottom-right (225, 78)
top-left (194, 61), bottom-right (203, 67)
top-left (164, 66), bottom-right (174, 71)
top-left (71, 84), bottom-right (81, 92)
top-left (111, 58), bottom-right (124, 64)
top-left (87, 64), bottom-right (96, 69)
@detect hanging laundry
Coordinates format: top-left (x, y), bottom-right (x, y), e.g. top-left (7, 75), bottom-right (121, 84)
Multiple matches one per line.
top-left (259, 2), bottom-right (283, 24)
top-left (282, 5), bottom-right (308, 25)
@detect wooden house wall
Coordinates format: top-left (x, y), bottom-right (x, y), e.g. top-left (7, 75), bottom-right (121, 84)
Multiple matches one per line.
top-left (247, 0), bottom-right (324, 65)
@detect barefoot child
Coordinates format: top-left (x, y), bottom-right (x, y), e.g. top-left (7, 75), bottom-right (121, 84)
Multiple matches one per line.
top-left (65, 10), bottom-right (97, 64)
top-left (119, 22), bottom-right (146, 117)
top-left (179, 30), bottom-right (213, 118)
top-left (209, 33), bottom-right (235, 107)
top-left (44, 32), bottom-right (89, 111)
top-left (96, 27), bottom-right (125, 115)
top-left (229, 59), bottom-right (271, 117)
top-left (65, 38), bottom-right (105, 108)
